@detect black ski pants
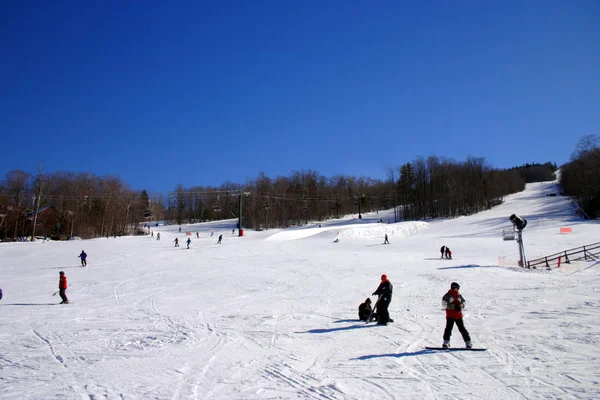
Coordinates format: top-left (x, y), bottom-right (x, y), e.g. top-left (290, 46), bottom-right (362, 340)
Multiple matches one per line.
top-left (59, 288), bottom-right (69, 303)
top-left (443, 317), bottom-right (471, 342)
top-left (377, 299), bottom-right (391, 324)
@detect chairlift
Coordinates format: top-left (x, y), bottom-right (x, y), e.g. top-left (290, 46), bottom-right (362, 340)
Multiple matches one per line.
top-left (301, 200), bottom-right (309, 212)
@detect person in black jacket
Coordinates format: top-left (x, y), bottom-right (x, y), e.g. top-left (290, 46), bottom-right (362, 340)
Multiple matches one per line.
top-left (358, 298), bottom-right (377, 322)
top-left (372, 274), bottom-right (393, 325)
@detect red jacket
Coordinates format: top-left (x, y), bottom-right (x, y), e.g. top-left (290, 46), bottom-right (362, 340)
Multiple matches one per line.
top-left (442, 290), bottom-right (465, 319)
top-left (59, 275), bottom-right (68, 289)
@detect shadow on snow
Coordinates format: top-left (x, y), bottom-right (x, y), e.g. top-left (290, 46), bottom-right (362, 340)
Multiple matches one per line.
top-left (352, 349), bottom-right (434, 360)
top-left (297, 324), bottom-right (375, 334)
top-left (437, 264), bottom-right (500, 270)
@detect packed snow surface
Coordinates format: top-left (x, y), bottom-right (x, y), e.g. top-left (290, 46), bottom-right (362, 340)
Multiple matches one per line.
top-left (1, 180), bottom-right (600, 399)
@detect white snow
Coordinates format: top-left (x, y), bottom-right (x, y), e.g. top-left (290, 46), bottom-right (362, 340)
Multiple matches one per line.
top-left (1, 179), bottom-right (600, 399)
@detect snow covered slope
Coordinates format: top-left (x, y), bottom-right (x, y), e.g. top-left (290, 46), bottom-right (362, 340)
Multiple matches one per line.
top-left (1, 179), bottom-right (599, 399)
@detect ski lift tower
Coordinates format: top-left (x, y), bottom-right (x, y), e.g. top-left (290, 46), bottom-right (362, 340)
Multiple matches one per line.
top-left (238, 191), bottom-right (250, 236)
top-left (509, 214), bottom-right (528, 267)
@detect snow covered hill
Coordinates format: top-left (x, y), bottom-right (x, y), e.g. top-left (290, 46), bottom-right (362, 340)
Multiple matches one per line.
top-left (1, 179), bottom-right (599, 399)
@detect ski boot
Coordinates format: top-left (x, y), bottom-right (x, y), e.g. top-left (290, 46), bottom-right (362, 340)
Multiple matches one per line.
top-left (465, 341), bottom-right (472, 349)
top-left (442, 340), bottom-right (449, 349)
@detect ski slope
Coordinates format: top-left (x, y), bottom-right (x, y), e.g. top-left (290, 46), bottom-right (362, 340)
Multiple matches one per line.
top-left (1, 179), bottom-right (600, 399)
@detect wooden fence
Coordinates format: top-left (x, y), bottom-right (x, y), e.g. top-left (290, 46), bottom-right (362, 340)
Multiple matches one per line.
top-left (527, 242), bottom-right (600, 269)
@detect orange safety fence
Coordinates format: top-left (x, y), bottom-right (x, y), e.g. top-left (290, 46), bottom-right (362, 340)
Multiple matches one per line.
top-left (560, 227), bottom-right (572, 233)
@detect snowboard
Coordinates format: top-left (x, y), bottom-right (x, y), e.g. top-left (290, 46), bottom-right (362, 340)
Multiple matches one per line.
top-left (425, 346), bottom-right (486, 351)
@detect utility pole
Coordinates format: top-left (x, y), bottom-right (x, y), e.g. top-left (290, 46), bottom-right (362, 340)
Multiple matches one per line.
top-left (238, 191), bottom-right (250, 236)
top-left (516, 228), bottom-right (527, 267)
top-left (509, 214), bottom-right (528, 267)
top-left (30, 170), bottom-right (44, 242)
top-left (238, 193), bottom-right (242, 235)
top-left (356, 195), bottom-right (364, 219)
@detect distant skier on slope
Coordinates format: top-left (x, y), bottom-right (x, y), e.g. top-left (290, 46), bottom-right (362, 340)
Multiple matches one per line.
top-left (174, 238), bottom-right (179, 247)
top-left (445, 247), bottom-right (452, 260)
top-left (384, 234), bottom-right (389, 244)
top-left (78, 250), bottom-right (87, 266)
top-left (441, 282), bottom-right (471, 349)
top-left (217, 234), bottom-right (222, 244)
top-left (186, 238), bottom-right (191, 249)
top-left (440, 245), bottom-right (447, 259)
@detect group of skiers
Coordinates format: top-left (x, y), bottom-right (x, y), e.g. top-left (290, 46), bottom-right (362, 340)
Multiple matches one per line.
top-left (359, 275), bottom-right (472, 348)
top-left (172, 235), bottom-right (223, 247)
top-left (440, 245), bottom-right (452, 259)
top-left (56, 229), bottom-right (229, 305)
top-left (174, 237), bottom-right (192, 249)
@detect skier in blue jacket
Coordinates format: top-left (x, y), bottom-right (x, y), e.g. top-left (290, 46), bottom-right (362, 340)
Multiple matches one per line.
top-left (78, 250), bottom-right (87, 266)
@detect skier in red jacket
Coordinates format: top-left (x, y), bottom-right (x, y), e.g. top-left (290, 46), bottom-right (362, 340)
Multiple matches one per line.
top-left (58, 271), bottom-right (69, 304)
top-left (441, 282), bottom-right (470, 348)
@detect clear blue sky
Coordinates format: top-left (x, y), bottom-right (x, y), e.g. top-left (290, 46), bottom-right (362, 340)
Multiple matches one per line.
top-left (2, 1), bottom-right (599, 195)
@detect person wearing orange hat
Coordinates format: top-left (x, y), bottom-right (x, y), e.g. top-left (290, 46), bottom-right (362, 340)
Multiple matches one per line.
top-left (372, 274), bottom-right (393, 325)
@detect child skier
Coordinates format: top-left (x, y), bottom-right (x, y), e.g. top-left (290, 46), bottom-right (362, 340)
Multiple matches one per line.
top-left (58, 271), bottom-right (69, 304)
top-left (440, 245), bottom-right (447, 258)
top-left (441, 282), bottom-right (471, 348)
top-left (78, 250), bottom-right (87, 266)
top-left (174, 238), bottom-right (179, 247)
top-left (358, 298), bottom-right (377, 322)
top-left (186, 237), bottom-right (191, 249)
